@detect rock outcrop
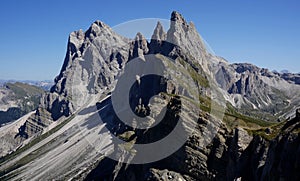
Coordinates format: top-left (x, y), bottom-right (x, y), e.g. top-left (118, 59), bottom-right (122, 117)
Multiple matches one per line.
top-left (0, 11), bottom-right (300, 181)
top-left (14, 20), bottom-right (131, 139)
top-left (12, 10), bottom-right (300, 141)
top-left (87, 110), bottom-right (300, 180)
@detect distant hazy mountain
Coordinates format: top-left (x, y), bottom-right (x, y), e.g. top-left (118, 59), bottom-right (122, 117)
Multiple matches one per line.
top-left (280, 69), bottom-right (290, 74)
top-left (0, 80), bottom-right (53, 91)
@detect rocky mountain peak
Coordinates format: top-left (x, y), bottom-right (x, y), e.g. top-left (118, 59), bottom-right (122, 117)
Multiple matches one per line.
top-left (53, 21), bottom-right (113, 90)
top-left (168, 11), bottom-right (190, 42)
top-left (84, 20), bottom-right (114, 41)
top-left (149, 22), bottom-right (167, 54)
top-left (67, 20), bottom-right (110, 54)
top-left (135, 32), bottom-right (146, 41)
top-left (93, 20), bottom-right (107, 28)
top-left (233, 63), bottom-right (260, 74)
top-left (167, 11), bottom-right (209, 73)
top-left (134, 32), bottom-right (148, 52)
top-left (69, 30), bottom-right (85, 46)
top-left (169, 11), bottom-right (198, 34)
top-left (129, 32), bottom-right (149, 59)
top-left (1, 11), bottom-right (300, 181)
top-left (151, 21), bottom-right (166, 41)
top-left (171, 11), bottom-right (188, 26)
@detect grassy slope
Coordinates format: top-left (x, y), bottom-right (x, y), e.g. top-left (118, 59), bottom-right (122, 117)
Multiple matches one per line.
top-left (161, 53), bottom-right (280, 136)
top-left (5, 82), bottom-right (44, 98)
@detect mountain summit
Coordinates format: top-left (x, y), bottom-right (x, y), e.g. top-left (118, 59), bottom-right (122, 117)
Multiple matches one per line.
top-left (0, 11), bottom-right (299, 181)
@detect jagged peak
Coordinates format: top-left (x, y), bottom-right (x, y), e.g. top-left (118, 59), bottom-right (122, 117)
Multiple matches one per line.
top-left (167, 11), bottom-right (199, 42)
top-left (154, 21), bottom-right (164, 32)
top-left (169, 11), bottom-right (199, 34)
top-left (151, 21), bottom-right (166, 41)
top-left (83, 20), bottom-right (113, 40)
top-left (68, 20), bottom-right (111, 45)
top-left (93, 20), bottom-right (107, 28)
top-left (68, 29), bottom-right (85, 53)
top-left (91, 21), bottom-right (108, 31)
top-left (171, 11), bottom-right (187, 25)
top-left (135, 32), bottom-right (146, 41)
top-left (232, 63), bottom-right (260, 74)
top-left (129, 32), bottom-right (149, 59)
top-left (69, 29), bottom-right (84, 39)
top-left (132, 32), bottom-right (148, 48)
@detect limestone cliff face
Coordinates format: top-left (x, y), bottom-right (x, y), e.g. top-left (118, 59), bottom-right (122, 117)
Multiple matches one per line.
top-left (166, 12), bottom-right (209, 73)
top-left (15, 20), bottom-right (131, 139)
top-left (48, 20), bottom-right (130, 116)
top-left (14, 11), bottom-right (211, 140)
top-left (17, 10), bottom-right (299, 140)
top-left (0, 11), bottom-right (300, 181)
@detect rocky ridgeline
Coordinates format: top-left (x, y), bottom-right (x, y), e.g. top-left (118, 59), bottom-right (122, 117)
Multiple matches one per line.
top-left (15, 11), bottom-right (300, 139)
top-left (86, 108), bottom-right (300, 180)
top-left (0, 11), bottom-right (299, 180)
top-left (14, 11), bottom-right (211, 139)
top-left (211, 60), bottom-right (300, 121)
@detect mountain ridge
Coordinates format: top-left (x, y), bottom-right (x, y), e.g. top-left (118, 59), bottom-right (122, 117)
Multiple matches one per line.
top-left (0, 11), bottom-right (299, 180)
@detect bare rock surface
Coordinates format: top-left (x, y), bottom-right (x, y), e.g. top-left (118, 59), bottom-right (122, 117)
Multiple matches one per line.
top-left (0, 11), bottom-right (300, 181)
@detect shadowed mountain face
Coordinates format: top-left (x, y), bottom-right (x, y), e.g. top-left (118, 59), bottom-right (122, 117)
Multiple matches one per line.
top-left (0, 11), bottom-right (299, 181)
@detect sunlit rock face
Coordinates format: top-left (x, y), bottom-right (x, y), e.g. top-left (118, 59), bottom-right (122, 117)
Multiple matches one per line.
top-left (0, 11), bottom-right (300, 181)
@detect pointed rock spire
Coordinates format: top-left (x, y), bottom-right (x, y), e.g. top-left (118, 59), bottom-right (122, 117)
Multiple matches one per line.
top-left (166, 11), bottom-right (210, 73)
top-left (167, 11), bottom-right (197, 45)
top-left (170, 11), bottom-right (188, 28)
top-left (129, 32), bottom-right (149, 60)
top-left (149, 21), bottom-right (167, 54)
top-left (151, 21), bottom-right (167, 41)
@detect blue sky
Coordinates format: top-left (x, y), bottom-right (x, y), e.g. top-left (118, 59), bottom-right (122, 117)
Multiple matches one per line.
top-left (0, 0), bottom-right (299, 80)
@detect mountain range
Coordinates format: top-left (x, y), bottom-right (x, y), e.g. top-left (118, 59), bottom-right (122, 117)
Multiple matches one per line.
top-left (0, 11), bottom-right (299, 181)
top-left (0, 80), bottom-right (53, 91)
top-left (0, 82), bottom-right (45, 126)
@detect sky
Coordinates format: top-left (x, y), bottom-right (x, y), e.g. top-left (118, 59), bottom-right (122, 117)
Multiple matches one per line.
top-left (0, 0), bottom-right (299, 80)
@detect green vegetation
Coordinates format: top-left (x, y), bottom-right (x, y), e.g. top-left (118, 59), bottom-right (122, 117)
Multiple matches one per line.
top-left (247, 121), bottom-right (287, 140)
top-left (164, 89), bottom-right (275, 132)
top-left (118, 131), bottom-right (135, 142)
top-left (176, 57), bottom-right (209, 88)
top-left (157, 52), bottom-right (282, 141)
top-left (5, 82), bottom-right (44, 98)
top-left (118, 138), bottom-right (137, 154)
top-left (225, 103), bottom-right (275, 128)
top-left (6, 82), bottom-right (44, 112)
top-left (171, 53), bottom-right (281, 130)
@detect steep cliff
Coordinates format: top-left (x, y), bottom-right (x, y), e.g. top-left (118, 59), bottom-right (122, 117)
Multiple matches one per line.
top-left (0, 11), bottom-right (299, 181)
